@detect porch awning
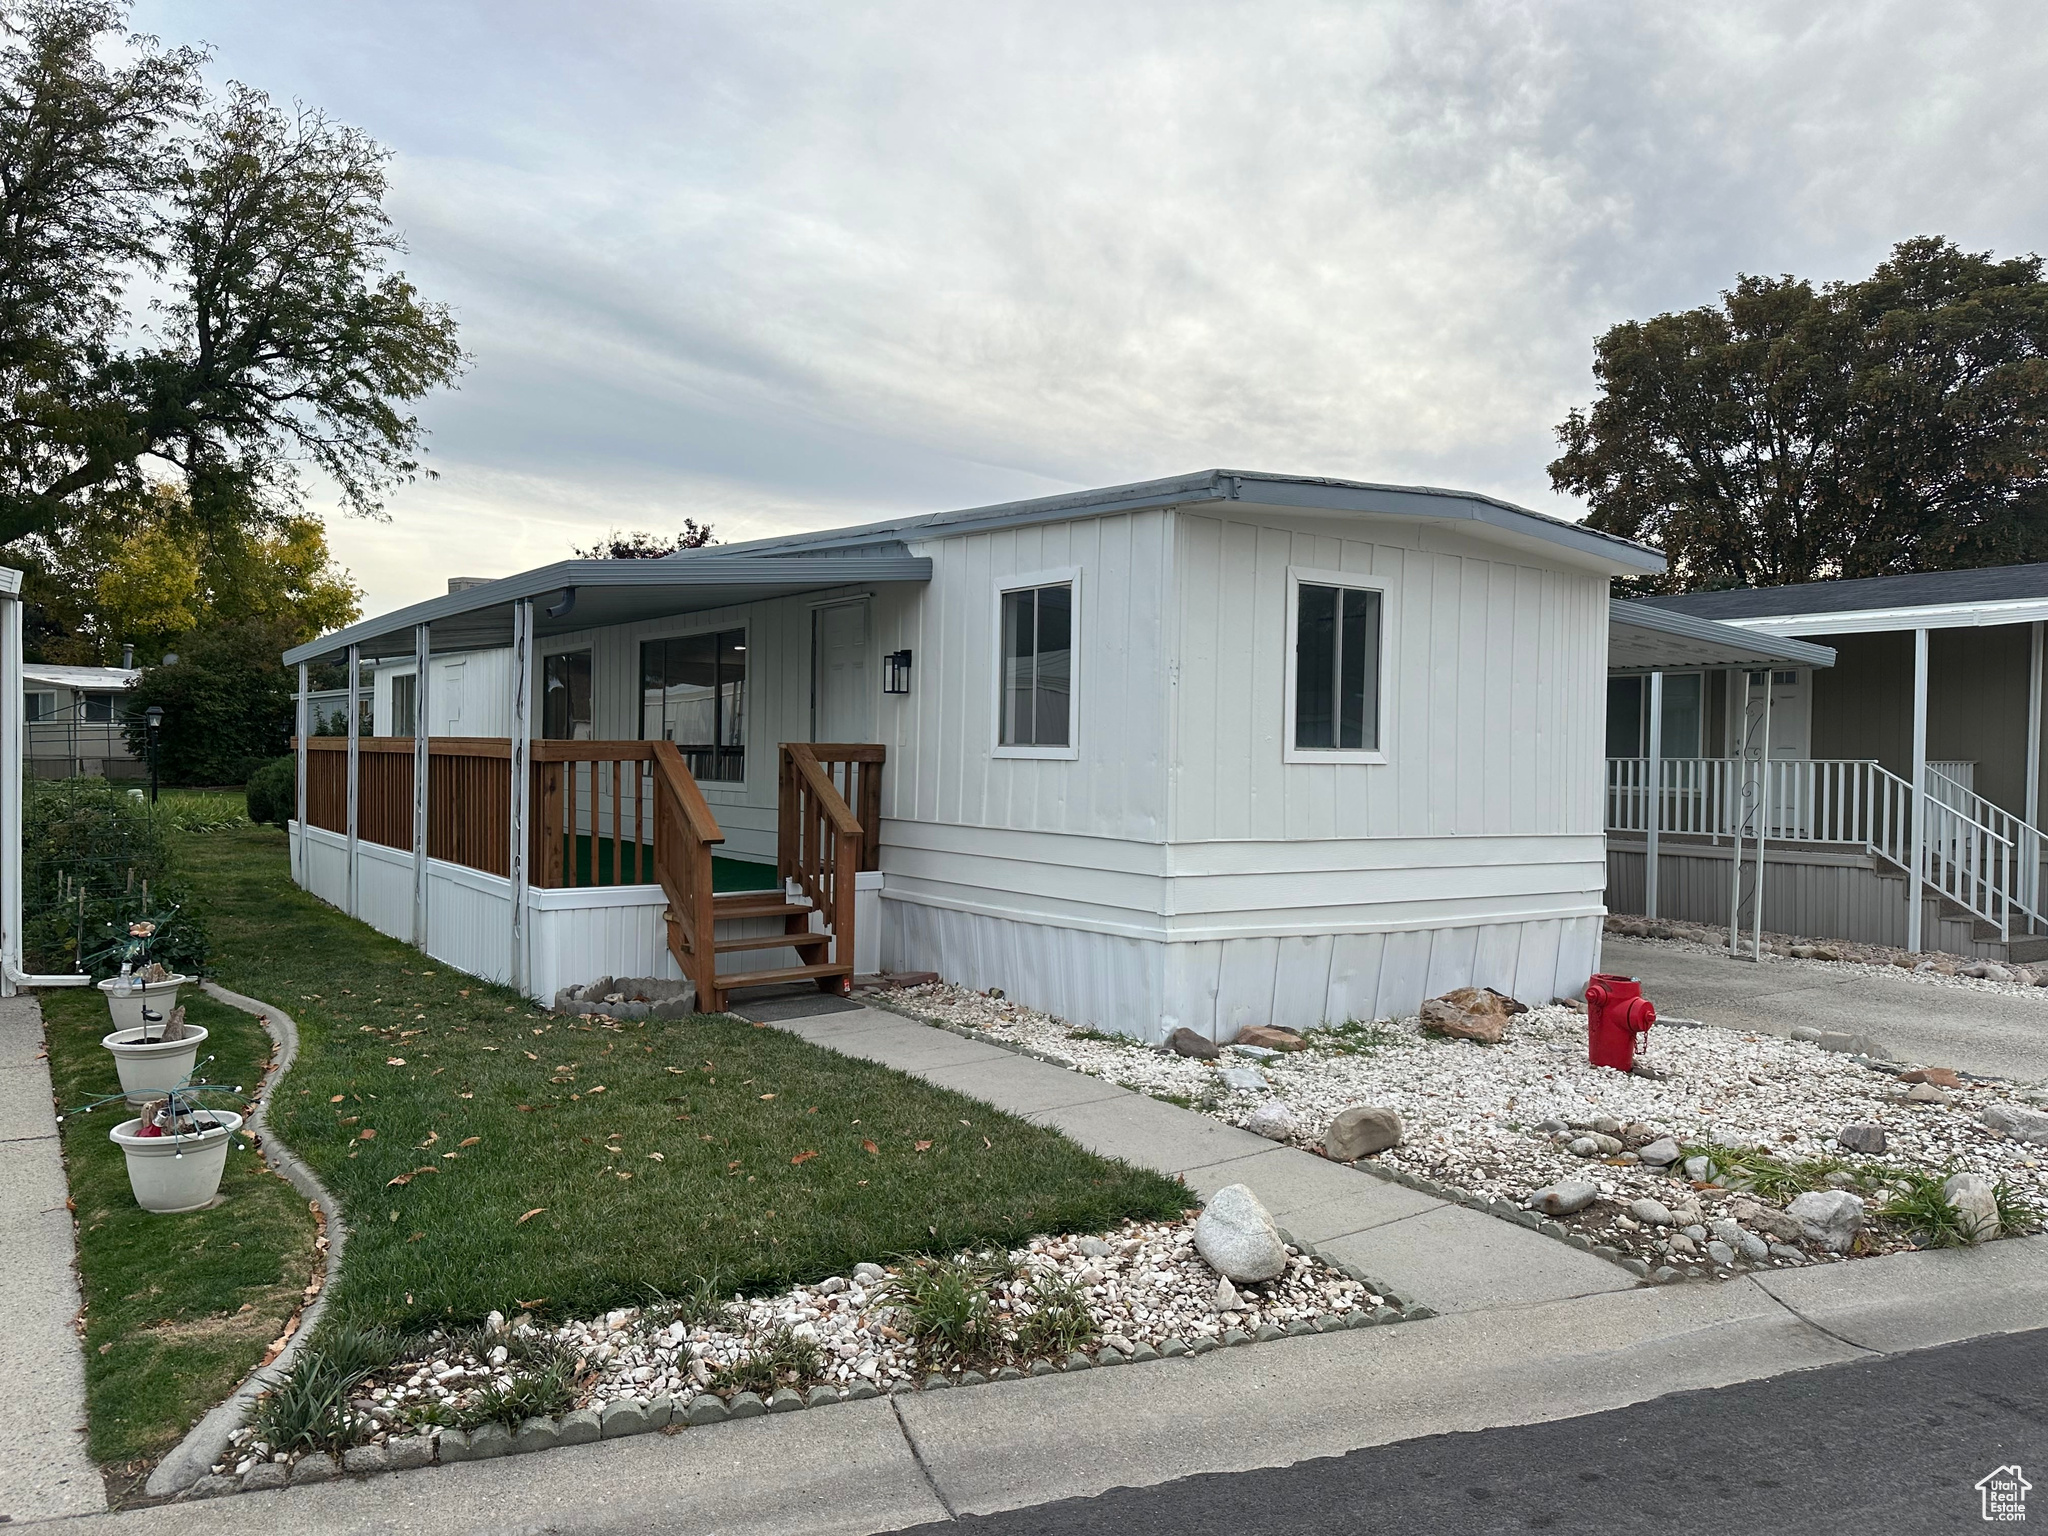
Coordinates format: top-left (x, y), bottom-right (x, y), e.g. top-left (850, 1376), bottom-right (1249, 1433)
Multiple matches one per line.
top-left (283, 548), bottom-right (934, 665)
top-left (1608, 601), bottom-right (1836, 676)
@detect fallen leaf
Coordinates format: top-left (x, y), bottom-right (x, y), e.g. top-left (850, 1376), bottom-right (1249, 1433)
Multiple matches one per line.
top-left (861, 1139), bottom-right (879, 1155)
top-left (516, 1208), bottom-right (546, 1225)
top-left (524, 1051), bottom-right (538, 1060)
top-left (590, 1085), bottom-right (606, 1094)
top-left (358, 1129), bottom-right (376, 1140)
top-left (459, 1136), bottom-right (481, 1147)
top-left (647, 1151), bottom-right (665, 1162)
top-left (387, 1172), bottom-right (413, 1187)
top-left (329, 1094), bottom-right (344, 1103)
top-left (515, 1104), bottom-right (533, 1112)
top-left (407, 1231), bottom-right (425, 1242)
top-left (666, 1066), bottom-right (686, 1074)
top-left (983, 1136), bottom-right (992, 1149)
top-left (790, 1150), bottom-right (819, 1166)
top-left (914, 1140), bottom-right (933, 1152)
top-left (386, 1057), bottom-right (406, 1066)
top-left (759, 1093), bottom-right (776, 1101)
top-left (419, 1131), bottom-right (439, 1148)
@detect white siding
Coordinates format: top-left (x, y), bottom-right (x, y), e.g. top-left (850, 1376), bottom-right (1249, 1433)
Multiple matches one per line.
top-left (369, 650), bottom-right (514, 738)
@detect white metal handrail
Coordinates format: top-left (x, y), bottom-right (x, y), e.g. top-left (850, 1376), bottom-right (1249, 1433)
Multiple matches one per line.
top-left (1606, 756), bottom-right (2041, 941)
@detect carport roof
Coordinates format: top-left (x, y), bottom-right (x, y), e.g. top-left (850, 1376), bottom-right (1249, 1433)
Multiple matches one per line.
top-left (1608, 601), bottom-right (1836, 675)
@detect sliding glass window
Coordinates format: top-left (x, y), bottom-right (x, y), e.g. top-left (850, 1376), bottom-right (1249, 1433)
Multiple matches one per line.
top-left (641, 630), bottom-right (746, 782)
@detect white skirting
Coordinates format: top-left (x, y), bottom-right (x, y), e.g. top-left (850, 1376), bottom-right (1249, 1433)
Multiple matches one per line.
top-left (290, 824), bottom-right (884, 1004)
top-left (881, 893), bottom-right (1600, 1043)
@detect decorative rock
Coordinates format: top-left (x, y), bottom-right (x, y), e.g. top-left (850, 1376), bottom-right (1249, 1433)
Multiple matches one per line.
top-left (241, 1461), bottom-right (290, 1491)
top-left (1983, 1104), bottom-right (2048, 1145)
top-left (727, 1392), bottom-right (768, 1419)
top-left (1076, 1237), bottom-right (1113, 1258)
top-left (1168, 1027), bottom-right (1222, 1059)
top-left (1903, 1082), bottom-right (1952, 1105)
top-left (384, 1434), bottom-right (434, 1470)
top-left (433, 1431), bottom-right (470, 1464)
top-left (1527, 1180), bottom-right (1598, 1215)
top-left (1065, 1351), bottom-right (1095, 1370)
top-left (685, 1393), bottom-right (729, 1426)
top-left (1789, 1026), bottom-right (1824, 1043)
top-left (600, 1399), bottom-right (652, 1438)
top-left (768, 1386), bottom-right (806, 1412)
top-left (1629, 1197), bottom-right (1675, 1226)
top-left (558, 1408), bottom-right (602, 1444)
top-left (1419, 987), bottom-right (1519, 1045)
top-left (1736, 1231), bottom-right (1770, 1264)
top-left (1705, 1239), bottom-right (1735, 1267)
top-left (1818, 1030), bottom-right (1892, 1058)
top-left (1569, 1133), bottom-right (1623, 1157)
top-left (342, 1443), bottom-right (389, 1475)
top-left (1129, 1344), bottom-right (1161, 1362)
top-left (1323, 1104), bottom-right (1404, 1160)
top-left (1836, 1123), bottom-right (1887, 1155)
top-left (1243, 1100), bottom-right (1299, 1141)
top-left (1236, 1025), bottom-right (1308, 1051)
top-left (1787, 1190), bottom-right (1865, 1253)
top-left (1682, 1155), bottom-right (1714, 1181)
top-left (187, 1473), bottom-right (242, 1500)
top-left (1768, 1243), bottom-right (1805, 1263)
top-left (1619, 1257), bottom-right (1650, 1278)
top-left (1159, 1338), bottom-right (1190, 1358)
top-left (514, 1417), bottom-right (560, 1454)
top-left (1636, 1136), bottom-right (1681, 1167)
top-left (1232, 1044), bottom-right (1280, 1060)
top-left (1666, 1233), bottom-right (1696, 1256)
top-left (994, 1366), bottom-right (1026, 1381)
top-left (467, 1422), bottom-right (513, 1460)
top-left (852, 1262), bottom-right (889, 1284)
top-left (1217, 1066), bottom-right (1268, 1093)
top-left (1944, 1172), bottom-right (2001, 1243)
top-left (1193, 1184), bottom-right (1289, 1282)
top-left (1212, 1274), bottom-right (1241, 1312)
top-left (1900, 1066), bottom-right (1963, 1088)
top-left (1029, 1359), bottom-right (1060, 1375)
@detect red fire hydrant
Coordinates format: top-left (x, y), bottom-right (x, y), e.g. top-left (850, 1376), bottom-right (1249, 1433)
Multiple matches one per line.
top-left (1584, 972), bottom-right (1656, 1072)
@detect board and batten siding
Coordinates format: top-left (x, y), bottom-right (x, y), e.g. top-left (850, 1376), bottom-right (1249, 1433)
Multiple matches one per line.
top-left (874, 503), bottom-right (1612, 1037)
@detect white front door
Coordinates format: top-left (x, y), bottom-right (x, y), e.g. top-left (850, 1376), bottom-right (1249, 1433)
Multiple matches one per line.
top-left (812, 602), bottom-right (873, 742)
top-left (1742, 668), bottom-right (1811, 759)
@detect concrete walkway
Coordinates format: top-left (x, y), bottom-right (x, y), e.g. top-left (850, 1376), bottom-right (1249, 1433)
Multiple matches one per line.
top-left (772, 1002), bottom-right (1634, 1316)
top-left (1606, 936), bottom-right (2048, 1083)
top-left (0, 994), bottom-right (102, 1522)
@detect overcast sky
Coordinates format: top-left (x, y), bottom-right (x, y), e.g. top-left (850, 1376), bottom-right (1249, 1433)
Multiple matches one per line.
top-left (138, 0), bottom-right (2048, 613)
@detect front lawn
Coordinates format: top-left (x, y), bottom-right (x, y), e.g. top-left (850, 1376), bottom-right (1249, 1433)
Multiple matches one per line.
top-left (42, 984), bottom-right (320, 1467)
top-left (176, 825), bottom-right (1185, 1332)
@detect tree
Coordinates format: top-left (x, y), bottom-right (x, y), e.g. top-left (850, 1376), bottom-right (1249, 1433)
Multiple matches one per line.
top-left (0, 0), bottom-right (465, 549)
top-left (121, 620), bottom-right (295, 785)
top-left (572, 521), bottom-right (716, 558)
top-left (1549, 237), bottom-right (2048, 591)
top-left (10, 481), bottom-right (360, 663)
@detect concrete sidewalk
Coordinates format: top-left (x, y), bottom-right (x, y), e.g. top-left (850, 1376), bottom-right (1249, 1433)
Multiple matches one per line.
top-left (1606, 936), bottom-right (2048, 1083)
top-left (775, 1002), bottom-right (1635, 1315)
top-left (0, 994), bottom-right (102, 1523)
top-left (53, 1235), bottom-right (2048, 1536)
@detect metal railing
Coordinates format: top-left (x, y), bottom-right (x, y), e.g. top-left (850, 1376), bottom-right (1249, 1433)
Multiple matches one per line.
top-left (1606, 756), bottom-right (2042, 941)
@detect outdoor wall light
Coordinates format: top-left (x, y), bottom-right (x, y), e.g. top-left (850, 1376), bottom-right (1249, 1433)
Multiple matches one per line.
top-left (884, 649), bottom-right (913, 694)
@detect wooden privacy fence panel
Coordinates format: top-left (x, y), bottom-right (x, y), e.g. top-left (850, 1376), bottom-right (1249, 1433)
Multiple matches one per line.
top-left (303, 739), bottom-right (348, 834)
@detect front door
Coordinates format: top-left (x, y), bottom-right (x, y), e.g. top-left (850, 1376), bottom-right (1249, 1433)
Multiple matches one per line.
top-left (812, 601), bottom-right (874, 742)
top-left (1742, 668), bottom-right (1811, 759)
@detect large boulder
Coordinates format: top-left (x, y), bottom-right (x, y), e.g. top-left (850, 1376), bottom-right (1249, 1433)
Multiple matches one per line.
top-left (1944, 1172), bottom-right (2001, 1243)
top-left (1323, 1105), bottom-right (1403, 1160)
top-left (1835, 1123), bottom-right (1887, 1156)
top-left (1786, 1190), bottom-right (1865, 1253)
top-left (1235, 1025), bottom-right (1307, 1052)
top-left (1243, 1100), bottom-right (1299, 1142)
top-left (1193, 1184), bottom-right (1288, 1282)
top-left (1636, 1136), bottom-right (1681, 1167)
top-left (1168, 1028), bottom-right (1221, 1060)
top-left (1419, 988), bottom-right (1520, 1045)
top-left (1527, 1181), bottom-right (1598, 1216)
top-left (1982, 1103), bottom-right (2048, 1146)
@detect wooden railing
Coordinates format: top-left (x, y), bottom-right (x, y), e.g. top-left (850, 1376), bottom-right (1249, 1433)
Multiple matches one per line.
top-left (779, 742), bottom-right (863, 972)
top-left (798, 743), bottom-right (885, 871)
top-left (650, 740), bottom-right (724, 1001)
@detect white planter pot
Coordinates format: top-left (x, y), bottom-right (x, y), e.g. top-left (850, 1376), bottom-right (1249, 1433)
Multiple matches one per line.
top-left (100, 1024), bottom-right (210, 1105)
top-left (109, 1111), bottom-right (242, 1214)
top-left (99, 975), bottom-right (190, 1033)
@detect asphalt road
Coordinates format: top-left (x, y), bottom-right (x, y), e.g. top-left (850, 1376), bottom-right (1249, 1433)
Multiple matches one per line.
top-left (902, 1326), bottom-right (2048, 1536)
top-left (1604, 936), bottom-right (2048, 1083)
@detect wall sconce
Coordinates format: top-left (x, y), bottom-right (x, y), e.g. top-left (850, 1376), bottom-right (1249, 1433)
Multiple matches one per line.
top-left (884, 650), bottom-right (913, 694)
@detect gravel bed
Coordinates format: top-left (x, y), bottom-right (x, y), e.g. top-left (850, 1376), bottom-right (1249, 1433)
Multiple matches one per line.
top-left (1602, 915), bottom-right (2048, 1002)
top-left (874, 981), bottom-right (2048, 1280)
top-left (218, 1216), bottom-right (1383, 1480)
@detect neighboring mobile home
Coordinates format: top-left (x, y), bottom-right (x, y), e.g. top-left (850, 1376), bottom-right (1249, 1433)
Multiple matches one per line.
top-left (1607, 563), bottom-right (2048, 961)
top-left (22, 662), bottom-right (141, 780)
top-left (283, 469), bottom-right (1781, 1039)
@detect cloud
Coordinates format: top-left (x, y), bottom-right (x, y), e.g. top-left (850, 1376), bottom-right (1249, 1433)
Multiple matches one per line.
top-left (141, 0), bottom-right (2048, 610)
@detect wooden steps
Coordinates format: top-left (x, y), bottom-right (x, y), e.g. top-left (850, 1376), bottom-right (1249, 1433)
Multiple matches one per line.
top-left (706, 962), bottom-right (852, 989)
top-left (714, 931), bottom-right (830, 954)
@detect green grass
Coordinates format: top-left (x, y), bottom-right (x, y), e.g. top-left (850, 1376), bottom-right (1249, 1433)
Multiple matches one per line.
top-left (173, 825), bottom-right (1186, 1334)
top-left (41, 983), bottom-right (321, 1467)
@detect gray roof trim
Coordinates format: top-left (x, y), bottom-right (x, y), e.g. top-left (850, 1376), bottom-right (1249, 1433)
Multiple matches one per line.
top-left (282, 552), bottom-right (933, 665)
top-left (1609, 601), bottom-right (1837, 673)
top-left (1637, 561), bottom-right (2048, 621)
top-left (694, 469), bottom-right (1666, 574)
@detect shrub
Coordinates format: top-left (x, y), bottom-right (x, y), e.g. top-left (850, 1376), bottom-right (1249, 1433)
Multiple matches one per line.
top-left (22, 780), bottom-right (209, 976)
top-left (246, 757), bottom-right (296, 826)
top-left (123, 621), bottom-right (295, 786)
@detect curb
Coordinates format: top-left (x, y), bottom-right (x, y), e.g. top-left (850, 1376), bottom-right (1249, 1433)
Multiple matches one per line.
top-left (145, 985), bottom-right (349, 1498)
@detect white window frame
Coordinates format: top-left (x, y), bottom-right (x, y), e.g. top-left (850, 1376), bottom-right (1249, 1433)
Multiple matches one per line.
top-left (1283, 565), bottom-right (1391, 765)
top-left (991, 566), bottom-right (1081, 761)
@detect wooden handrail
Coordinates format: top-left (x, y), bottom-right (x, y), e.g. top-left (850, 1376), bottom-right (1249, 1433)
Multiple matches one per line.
top-left (784, 744), bottom-right (861, 836)
top-left (651, 740), bottom-right (724, 847)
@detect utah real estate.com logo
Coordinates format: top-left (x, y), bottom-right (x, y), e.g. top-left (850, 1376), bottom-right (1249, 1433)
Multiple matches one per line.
top-left (1979, 1466), bottom-right (2032, 1523)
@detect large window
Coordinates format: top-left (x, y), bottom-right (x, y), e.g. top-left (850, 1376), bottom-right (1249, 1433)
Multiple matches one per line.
top-left (642, 630), bottom-right (746, 782)
top-left (1288, 575), bottom-right (1383, 757)
top-left (998, 582), bottom-right (1072, 750)
top-left (1605, 673), bottom-right (1703, 757)
top-left (543, 650), bottom-right (593, 740)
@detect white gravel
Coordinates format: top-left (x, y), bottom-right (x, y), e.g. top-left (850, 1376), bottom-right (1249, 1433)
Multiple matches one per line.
top-left (875, 980), bottom-right (2048, 1275)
